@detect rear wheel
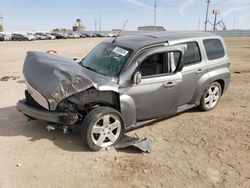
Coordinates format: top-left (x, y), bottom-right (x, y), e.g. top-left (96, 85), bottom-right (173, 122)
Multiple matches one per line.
top-left (81, 107), bottom-right (124, 151)
top-left (199, 82), bottom-right (222, 111)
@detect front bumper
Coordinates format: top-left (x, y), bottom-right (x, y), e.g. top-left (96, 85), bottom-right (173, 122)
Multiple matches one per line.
top-left (16, 100), bottom-right (69, 124)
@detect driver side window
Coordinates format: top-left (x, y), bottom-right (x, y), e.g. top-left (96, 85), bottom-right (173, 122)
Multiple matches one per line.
top-left (140, 52), bottom-right (181, 77)
top-left (140, 53), bottom-right (164, 77)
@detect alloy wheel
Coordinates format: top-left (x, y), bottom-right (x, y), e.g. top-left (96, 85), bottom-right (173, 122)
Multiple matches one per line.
top-left (91, 114), bottom-right (122, 148)
top-left (204, 84), bottom-right (220, 109)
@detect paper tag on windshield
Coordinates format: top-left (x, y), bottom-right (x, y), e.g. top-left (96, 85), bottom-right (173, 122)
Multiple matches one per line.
top-left (113, 47), bottom-right (129, 56)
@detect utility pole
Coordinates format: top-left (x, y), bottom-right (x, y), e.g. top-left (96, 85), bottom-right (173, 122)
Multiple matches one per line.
top-left (94, 20), bottom-right (97, 31)
top-left (0, 16), bottom-right (3, 25)
top-left (233, 17), bottom-right (235, 30)
top-left (204, 0), bottom-right (211, 31)
top-left (99, 13), bottom-right (102, 32)
top-left (198, 18), bottom-right (201, 31)
top-left (154, 0), bottom-right (156, 31)
top-left (0, 16), bottom-right (3, 32)
top-left (213, 10), bottom-right (220, 30)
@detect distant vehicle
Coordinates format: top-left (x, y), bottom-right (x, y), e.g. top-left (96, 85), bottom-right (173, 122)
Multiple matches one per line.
top-left (95, 33), bottom-right (106, 37)
top-left (0, 33), bottom-right (12, 41)
top-left (0, 34), bottom-right (4, 41)
top-left (17, 32), bottom-right (230, 151)
top-left (34, 33), bottom-right (47, 40)
top-left (44, 33), bottom-right (56, 40)
top-left (61, 33), bottom-right (69, 39)
top-left (67, 34), bottom-right (74, 39)
top-left (78, 33), bottom-right (86, 38)
top-left (26, 33), bottom-right (36, 40)
top-left (68, 33), bottom-right (80, 39)
top-left (50, 33), bottom-right (65, 39)
top-left (107, 33), bottom-right (117, 37)
top-left (83, 33), bottom-right (92, 37)
top-left (35, 33), bottom-right (54, 40)
top-left (11, 33), bottom-right (35, 41)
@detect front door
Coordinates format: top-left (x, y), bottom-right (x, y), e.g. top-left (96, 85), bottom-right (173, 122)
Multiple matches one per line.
top-left (126, 48), bottom-right (184, 121)
top-left (129, 72), bottom-right (182, 121)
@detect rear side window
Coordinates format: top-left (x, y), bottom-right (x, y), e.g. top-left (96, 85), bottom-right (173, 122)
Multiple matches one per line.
top-left (203, 39), bottom-right (225, 60)
top-left (182, 42), bottom-right (201, 66)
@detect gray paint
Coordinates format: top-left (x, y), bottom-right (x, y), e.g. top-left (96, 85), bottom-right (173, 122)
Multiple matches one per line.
top-left (23, 51), bottom-right (119, 110)
top-left (19, 31), bottom-right (230, 130)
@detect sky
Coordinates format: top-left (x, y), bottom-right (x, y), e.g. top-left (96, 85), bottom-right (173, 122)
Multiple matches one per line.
top-left (0, 0), bottom-right (249, 32)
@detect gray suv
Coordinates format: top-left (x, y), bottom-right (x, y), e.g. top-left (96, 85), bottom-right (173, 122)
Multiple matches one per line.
top-left (17, 32), bottom-right (230, 151)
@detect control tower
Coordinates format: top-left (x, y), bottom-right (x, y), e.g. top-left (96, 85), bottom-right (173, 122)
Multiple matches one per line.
top-left (73, 19), bottom-right (86, 32)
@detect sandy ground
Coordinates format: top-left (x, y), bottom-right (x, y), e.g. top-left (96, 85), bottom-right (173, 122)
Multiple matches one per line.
top-left (0, 37), bottom-right (249, 188)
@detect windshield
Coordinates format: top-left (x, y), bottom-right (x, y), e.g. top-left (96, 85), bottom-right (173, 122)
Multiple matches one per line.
top-left (80, 43), bottom-right (132, 77)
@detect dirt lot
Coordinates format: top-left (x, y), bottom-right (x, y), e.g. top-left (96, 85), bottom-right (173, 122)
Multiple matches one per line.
top-left (0, 37), bottom-right (249, 188)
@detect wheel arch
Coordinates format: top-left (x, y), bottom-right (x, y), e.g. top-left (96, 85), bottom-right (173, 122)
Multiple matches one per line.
top-left (190, 73), bottom-right (210, 105)
top-left (67, 88), bottom-right (121, 113)
top-left (213, 79), bottom-right (225, 95)
top-left (208, 67), bottom-right (230, 95)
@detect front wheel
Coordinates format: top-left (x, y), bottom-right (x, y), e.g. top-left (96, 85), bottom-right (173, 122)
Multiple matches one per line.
top-left (199, 82), bottom-right (222, 111)
top-left (81, 107), bottom-right (124, 151)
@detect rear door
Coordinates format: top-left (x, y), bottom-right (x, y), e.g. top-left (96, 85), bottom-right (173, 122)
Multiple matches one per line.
top-left (175, 41), bottom-right (207, 106)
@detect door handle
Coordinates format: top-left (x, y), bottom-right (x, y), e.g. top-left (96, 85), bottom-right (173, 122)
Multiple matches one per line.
top-left (163, 82), bottom-right (177, 88)
top-left (196, 68), bottom-right (204, 74)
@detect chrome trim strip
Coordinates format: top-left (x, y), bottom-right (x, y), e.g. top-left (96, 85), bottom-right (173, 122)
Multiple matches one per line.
top-left (25, 79), bottom-right (49, 110)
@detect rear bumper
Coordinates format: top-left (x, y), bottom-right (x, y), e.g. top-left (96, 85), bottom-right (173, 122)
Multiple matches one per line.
top-left (16, 100), bottom-right (69, 124)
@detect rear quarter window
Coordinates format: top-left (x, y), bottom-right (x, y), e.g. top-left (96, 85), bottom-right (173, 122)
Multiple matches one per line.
top-left (203, 39), bottom-right (225, 60)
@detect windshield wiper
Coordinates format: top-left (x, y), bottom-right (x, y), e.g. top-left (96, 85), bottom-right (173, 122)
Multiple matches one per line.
top-left (81, 65), bottom-right (98, 73)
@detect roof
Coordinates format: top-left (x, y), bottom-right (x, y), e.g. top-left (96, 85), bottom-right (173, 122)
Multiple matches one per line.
top-left (106, 31), bottom-right (217, 51)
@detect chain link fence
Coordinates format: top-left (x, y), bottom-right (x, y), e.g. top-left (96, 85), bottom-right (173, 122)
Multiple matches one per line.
top-left (208, 30), bottom-right (250, 37)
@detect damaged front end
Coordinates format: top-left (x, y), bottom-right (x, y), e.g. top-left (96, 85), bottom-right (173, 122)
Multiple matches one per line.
top-left (17, 51), bottom-right (120, 127)
top-left (17, 90), bottom-right (80, 126)
top-left (22, 51), bottom-right (94, 110)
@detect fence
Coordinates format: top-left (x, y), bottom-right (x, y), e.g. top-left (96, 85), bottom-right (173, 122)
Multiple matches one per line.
top-left (117, 30), bottom-right (250, 37)
top-left (208, 30), bottom-right (250, 37)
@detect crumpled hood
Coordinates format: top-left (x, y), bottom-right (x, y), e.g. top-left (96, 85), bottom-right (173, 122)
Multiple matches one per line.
top-left (23, 51), bottom-right (118, 110)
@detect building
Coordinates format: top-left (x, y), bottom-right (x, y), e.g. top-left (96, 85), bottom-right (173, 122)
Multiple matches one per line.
top-left (137, 26), bottom-right (166, 32)
top-left (112, 29), bottom-right (122, 33)
top-left (0, 24), bottom-right (3, 32)
top-left (73, 19), bottom-right (86, 32)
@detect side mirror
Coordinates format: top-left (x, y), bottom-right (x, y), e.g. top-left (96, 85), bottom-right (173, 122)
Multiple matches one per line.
top-left (133, 72), bottom-right (142, 84)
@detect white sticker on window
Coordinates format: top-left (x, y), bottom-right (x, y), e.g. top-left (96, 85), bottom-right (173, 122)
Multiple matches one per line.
top-left (113, 47), bottom-right (129, 56)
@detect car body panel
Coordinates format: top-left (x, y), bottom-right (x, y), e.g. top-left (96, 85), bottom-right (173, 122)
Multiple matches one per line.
top-left (23, 51), bottom-right (119, 110)
top-left (124, 72), bottom-right (182, 121)
top-left (17, 31), bottom-right (231, 131)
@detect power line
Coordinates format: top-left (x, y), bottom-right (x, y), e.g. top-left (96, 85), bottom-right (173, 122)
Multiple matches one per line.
top-left (99, 13), bottom-right (102, 32)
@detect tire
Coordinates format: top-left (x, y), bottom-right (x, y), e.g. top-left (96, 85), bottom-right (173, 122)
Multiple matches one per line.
top-left (199, 82), bottom-right (222, 111)
top-left (81, 106), bottom-right (124, 151)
